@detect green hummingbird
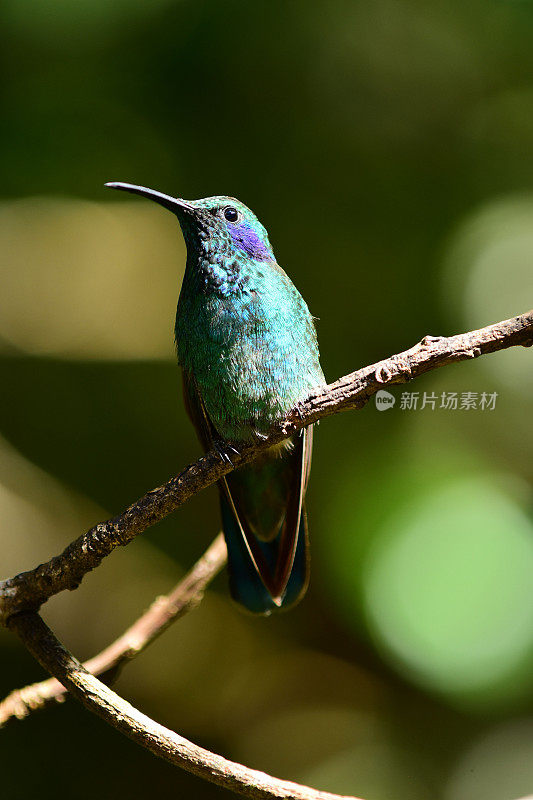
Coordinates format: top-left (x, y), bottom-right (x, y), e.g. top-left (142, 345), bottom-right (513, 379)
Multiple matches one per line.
top-left (106, 182), bottom-right (326, 614)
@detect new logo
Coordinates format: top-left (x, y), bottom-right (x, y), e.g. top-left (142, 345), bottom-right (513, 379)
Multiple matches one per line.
top-left (375, 390), bottom-right (396, 411)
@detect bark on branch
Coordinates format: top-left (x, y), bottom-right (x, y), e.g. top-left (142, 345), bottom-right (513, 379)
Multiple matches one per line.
top-left (1, 309), bottom-right (532, 800)
top-left (1, 309), bottom-right (532, 627)
top-left (0, 534), bottom-right (226, 726)
top-left (10, 612), bottom-right (362, 800)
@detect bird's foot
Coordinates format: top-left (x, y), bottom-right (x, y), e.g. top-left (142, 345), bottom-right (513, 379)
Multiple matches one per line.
top-left (213, 440), bottom-right (239, 467)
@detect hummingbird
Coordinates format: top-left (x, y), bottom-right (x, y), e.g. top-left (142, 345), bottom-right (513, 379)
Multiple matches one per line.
top-left (105, 182), bottom-right (326, 614)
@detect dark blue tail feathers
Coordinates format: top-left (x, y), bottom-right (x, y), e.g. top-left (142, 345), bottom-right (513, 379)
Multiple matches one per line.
top-left (220, 493), bottom-right (309, 615)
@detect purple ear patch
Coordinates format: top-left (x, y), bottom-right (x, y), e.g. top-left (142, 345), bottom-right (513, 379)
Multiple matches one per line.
top-left (228, 223), bottom-right (273, 261)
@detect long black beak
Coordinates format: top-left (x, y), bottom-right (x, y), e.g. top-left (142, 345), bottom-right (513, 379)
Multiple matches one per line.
top-left (104, 182), bottom-right (194, 214)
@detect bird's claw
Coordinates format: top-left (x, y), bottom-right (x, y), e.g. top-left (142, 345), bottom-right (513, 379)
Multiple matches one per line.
top-left (214, 440), bottom-right (239, 467)
top-left (294, 403), bottom-right (304, 420)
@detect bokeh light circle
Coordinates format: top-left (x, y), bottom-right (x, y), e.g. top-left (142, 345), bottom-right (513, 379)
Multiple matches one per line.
top-left (442, 195), bottom-right (533, 396)
top-left (445, 718), bottom-right (533, 800)
top-left (362, 476), bottom-right (533, 706)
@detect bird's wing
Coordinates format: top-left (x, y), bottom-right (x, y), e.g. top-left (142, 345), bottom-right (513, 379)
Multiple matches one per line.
top-left (181, 368), bottom-right (218, 452)
top-left (221, 431), bottom-right (308, 606)
top-left (182, 368), bottom-right (311, 610)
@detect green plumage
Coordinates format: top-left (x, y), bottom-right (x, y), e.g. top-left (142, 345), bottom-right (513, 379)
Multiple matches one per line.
top-left (106, 182), bottom-right (325, 614)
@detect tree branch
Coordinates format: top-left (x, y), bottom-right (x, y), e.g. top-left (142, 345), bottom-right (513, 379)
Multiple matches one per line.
top-left (0, 533), bottom-right (227, 726)
top-left (1, 309), bottom-right (532, 626)
top-left (9, 612), bottom-right (362, 800)
top-left (2, 309), bottom-right (532, 800)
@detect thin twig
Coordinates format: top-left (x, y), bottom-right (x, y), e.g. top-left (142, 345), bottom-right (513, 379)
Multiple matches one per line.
top-left (10, 612), bottom-right (362, 800)
top-left (1, 309), bottom-right (532, 626)
top-left (0, 533), bottom-right (227, 726)
top-left (2, 309), bottom-right (533, 800)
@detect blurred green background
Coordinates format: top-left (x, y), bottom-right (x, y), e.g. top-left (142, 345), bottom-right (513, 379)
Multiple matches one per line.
top-left (2, 1), bottom-right (533, 798)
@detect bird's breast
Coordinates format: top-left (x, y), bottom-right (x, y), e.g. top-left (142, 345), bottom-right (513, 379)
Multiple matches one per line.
top-left (175, 265), bottom-right (324, 440)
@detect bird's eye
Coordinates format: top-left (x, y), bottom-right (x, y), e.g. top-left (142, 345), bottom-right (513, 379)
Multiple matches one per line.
top-left (223, 206), bottom-right (239, 223)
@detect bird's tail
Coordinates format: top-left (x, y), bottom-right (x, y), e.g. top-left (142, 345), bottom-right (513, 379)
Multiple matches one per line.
top-left (218, 426), bottom-right (312, 615)
top-left (220, 492), bottom-right (309, 615)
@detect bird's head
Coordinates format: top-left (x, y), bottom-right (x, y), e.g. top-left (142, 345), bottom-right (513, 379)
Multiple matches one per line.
top-left (105, 182), bottom-right (275, 264)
